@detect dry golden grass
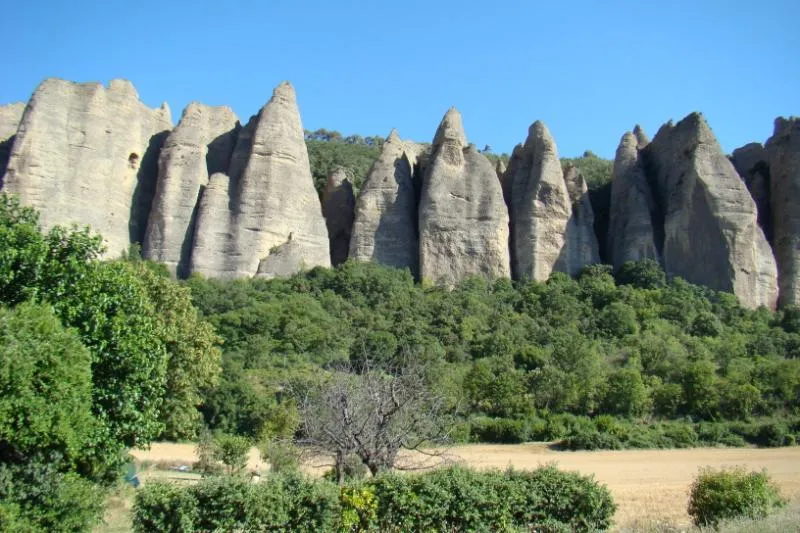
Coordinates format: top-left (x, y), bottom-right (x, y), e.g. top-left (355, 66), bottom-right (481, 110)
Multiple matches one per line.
top-left (129, 442), bottom-right (800, 531)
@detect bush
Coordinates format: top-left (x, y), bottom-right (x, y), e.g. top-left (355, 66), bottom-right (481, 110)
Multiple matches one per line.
top-left (133, 466), bottom-right (615, 532)
top-left (468, 417), bottom-right (530, 443)
top-left (687, 467), bottom-right (786, 527)
top-left (132, 482), bottom-right (197, 533)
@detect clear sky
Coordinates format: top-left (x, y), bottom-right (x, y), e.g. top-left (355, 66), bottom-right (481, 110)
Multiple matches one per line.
top-left (1, 0), bottom-right (797, 158)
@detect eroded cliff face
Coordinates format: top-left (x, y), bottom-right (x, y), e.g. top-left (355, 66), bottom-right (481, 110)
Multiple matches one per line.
top-left (506, 121), bottom-right (596, 280)
top-left (190, 82), bottom-right (330, 279)
top-left (1, 78), bottom-right (172, 256)
top-left (0, 102), bottom-right (25, 181)
top-left (0, 78), bottom-right (795, 305)
top-left (766, 117), bottom-right (800, 306)
top-left (641, 113), bottom-right (777, 309)
top-left (143, 103), bottom-right (239, 277)
top-left (348, 129), bottom-right (421, 276)
top-left (418, 109), bottom-right (510, 286)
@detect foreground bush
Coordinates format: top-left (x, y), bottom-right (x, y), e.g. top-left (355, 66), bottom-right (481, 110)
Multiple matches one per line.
top-left (687, 467), bottom-right (785, 527)
top-left (134, 465), bottom-right (616, 532)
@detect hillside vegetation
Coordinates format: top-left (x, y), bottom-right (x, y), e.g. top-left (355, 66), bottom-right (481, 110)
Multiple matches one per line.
top-left (188, 259), bottom-right (800, 449)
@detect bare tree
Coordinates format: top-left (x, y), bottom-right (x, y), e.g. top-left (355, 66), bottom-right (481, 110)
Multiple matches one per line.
top-left (293, 358), bottom-right (449, 483)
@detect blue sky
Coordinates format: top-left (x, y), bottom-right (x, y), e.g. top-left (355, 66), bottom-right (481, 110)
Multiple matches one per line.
top-left (1, 0), bottom-right (797, 158)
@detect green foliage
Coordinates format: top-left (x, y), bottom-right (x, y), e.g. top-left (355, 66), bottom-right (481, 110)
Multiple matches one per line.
top-left (0, 461), bottom-right (105, 533)
top-left (133, 466), bottom-right (615, 532)
top-left (688, 467), bottom-right (786, 527)
top-left (0, 303), bottom-right (95, 469)
top-left (211, 434), bottom-right (251, 475)
top-left (132, 481), bottom-right (197, 533)
top-left (187, 258), bottom-right (800, 452)
top-left (0, 194), bottom-right (222, 479)
top-left (306, 139), bottom-right (381, 194)
top-left (259, 437), bottom-right (304, 474)
top-left (134, 473), bottom-right (341, 533)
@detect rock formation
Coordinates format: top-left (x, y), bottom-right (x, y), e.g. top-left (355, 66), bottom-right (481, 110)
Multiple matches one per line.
top-left (765, 117), bottom-right (800, 306)
top-left (349, 129), bottom-right (421, 276)
top-left (322, 167), bottom-right (355, 266)
top-left (1, 78), bottom-right (171, 256)
top-left (189, 82), bottom-right (329, 279)
top-left (506, 121), bottom-right (595, 280)
top-left (418, 109), bottom-right (510, 286)
top-left (563, 165), bottom-right (601, 270)
top-left (731, 142), bottom-right (771, 240)
top-left (143, 103), bottom-right (239, 277)
top-left (0, 102), bottom-right (25, 181)
top-left (607, 130), bottom-right (661, 268)
top-left (642, 113), bottom-right (777, 309)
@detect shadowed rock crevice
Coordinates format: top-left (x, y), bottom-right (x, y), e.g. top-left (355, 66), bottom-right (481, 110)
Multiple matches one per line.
top-left (130, 130), bottom-right (169, 247)
top-left (609, 113), bottom-right (777, 309)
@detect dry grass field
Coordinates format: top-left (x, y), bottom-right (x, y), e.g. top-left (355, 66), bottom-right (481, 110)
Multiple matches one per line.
top-left (113, 443), bottom-right (800, 531)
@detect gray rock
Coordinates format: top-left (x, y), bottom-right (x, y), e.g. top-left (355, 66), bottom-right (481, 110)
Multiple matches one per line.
top-left (190, 82), bottom-right (329, 278)
top-left (607, 130), bottom-right (661, 268)
top-left (643, 113), bottom-right (777, 309)
top-left (349, 129), bottom-right (420, 276)
top-left (633, 124), bottom-right (650, 147)
top-left (495, 159), bottom-right (507, 181)
top-left (563, 165), bottom-right (601, 272)
top-left (143, 103), bottom-right (239, 277)
top-left (1, 78), bottom-right (172, 256)
top-left (418, 108), bottom-right (510, 286)
top-left (766, 117), bottom-right (800, 306)
top-left (255, 234), bottom-right (307, 278)
top-left (506, 121), bottom-right (574, 280)
top-left (0, 102), bottom-right (25, 181)
top-left (731, 142), bottom-right (771, 239)
top-left (322, 166), bottom-right (355, 266)
top-left (189, 172), bottom-right (235, 278)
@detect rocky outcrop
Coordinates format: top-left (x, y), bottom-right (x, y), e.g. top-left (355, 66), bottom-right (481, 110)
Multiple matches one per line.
top-left (642, 113), bottom-right (777, 309)
top-left (349, 129), bottom-right (420, 276)
top-left (189, 82), bottom-right (329, 279)
top-left (322, 167), bottom-right (355, 266)
top-left (563, 165), bottom-right (601, 270)
top-left (731, 142), bottom-right (771, 240)
top-left (143, 103), bottom-right (239, 277)
top-left (766, 117), bottom-right (800, 306)
top-left (1, 78), bottom-right (171, 256)
top-left (0, 102), bottom-right (25, 181)
top-left (506, 121), bottom-right (594, 280)
top-left (418, 109), bottom-right (510, 286)
top-left (607, 130), bottom-right (661, 268)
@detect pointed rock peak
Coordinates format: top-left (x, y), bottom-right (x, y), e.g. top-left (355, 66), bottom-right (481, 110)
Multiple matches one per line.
top-left (618, 131), bottom-right (638, 152)
top-left (528, 120), bottom-right (555, 144)
top-left (496, 159), bottom-right (507, 174)
top-left (271, 81), bottom-right (297, 104)
top-left (387, 128), bottom-right (402, 144)
top-left (108, 78), bottom-right (138, 96)
top-left (633, 124), bottom-right (650, 147)
top-left (432, 107), bottom-right (466, 147)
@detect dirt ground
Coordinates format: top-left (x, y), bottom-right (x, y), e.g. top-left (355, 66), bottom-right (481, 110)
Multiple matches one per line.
top-left (131, 443), bottom-right (800, 529)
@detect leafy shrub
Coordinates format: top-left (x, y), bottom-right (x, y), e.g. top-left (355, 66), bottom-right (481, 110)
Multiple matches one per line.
top-left (211, 434), bottom-right (251, 475)
top-left (133, 466), bottom-right (615, 532)
top-left (687, 467), bottom-right (786, 526)
top-left (468, 417), bottom-right (530, 443)
top-left (132, 481), bottom-right (197, 533)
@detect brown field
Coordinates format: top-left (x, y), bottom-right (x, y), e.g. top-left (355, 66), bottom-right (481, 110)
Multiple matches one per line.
top-left (126, 443), bottom-right (800, 531)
